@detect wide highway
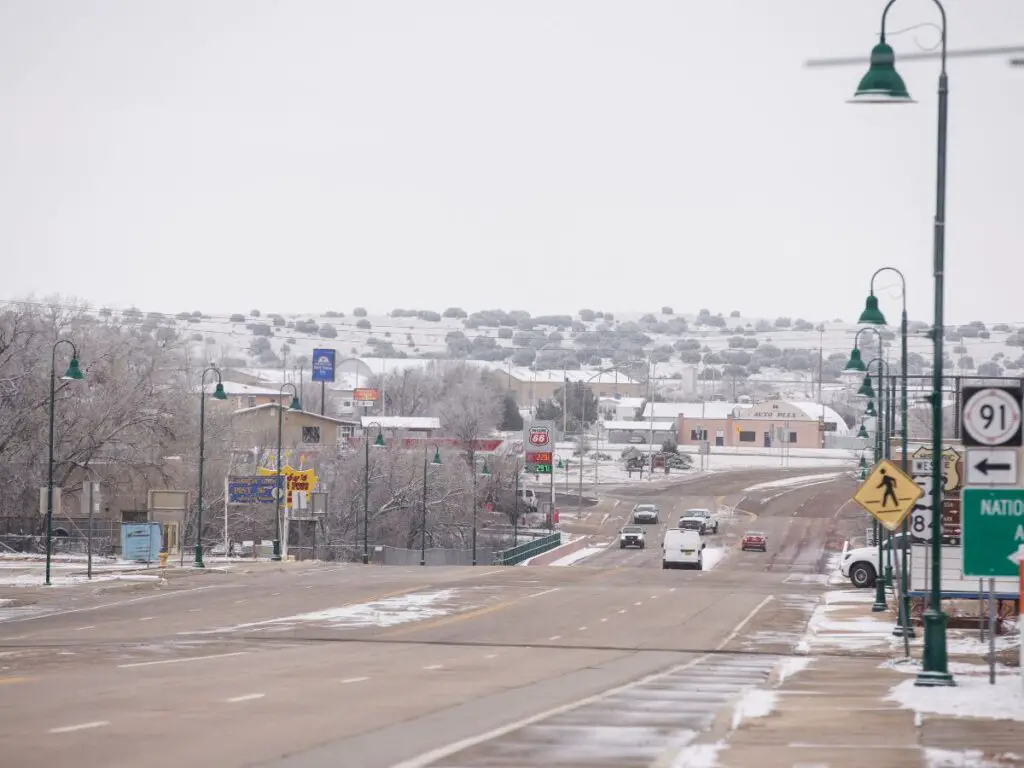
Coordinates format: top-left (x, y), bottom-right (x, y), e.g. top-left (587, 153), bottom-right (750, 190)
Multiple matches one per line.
top-left (0, 466), bottom-right (858, 768)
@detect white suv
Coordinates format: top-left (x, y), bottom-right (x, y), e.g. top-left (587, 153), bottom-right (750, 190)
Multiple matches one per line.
top-left (840, 533), bottom-right (908, 588)
top-left (632, 504), bottom-right (660, 524)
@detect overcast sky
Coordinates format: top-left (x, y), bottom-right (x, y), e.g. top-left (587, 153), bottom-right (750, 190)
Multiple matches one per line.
top-left (2, 1), bottom-right (1021, 325)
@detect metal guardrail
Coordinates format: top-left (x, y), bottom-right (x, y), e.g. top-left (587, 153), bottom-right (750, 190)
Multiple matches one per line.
top-left (493, 532), bottom-right (562, 566)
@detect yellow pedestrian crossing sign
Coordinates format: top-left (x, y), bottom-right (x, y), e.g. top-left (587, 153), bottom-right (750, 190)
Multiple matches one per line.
top-left (852, 459), bottom-right (924, 531)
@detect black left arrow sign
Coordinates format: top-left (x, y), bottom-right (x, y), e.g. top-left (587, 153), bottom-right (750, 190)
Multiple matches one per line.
top-left (975, 458), bottom-right (1012, 475)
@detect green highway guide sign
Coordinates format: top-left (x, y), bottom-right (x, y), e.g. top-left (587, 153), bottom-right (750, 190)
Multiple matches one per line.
top-left (962, 488), bottom-right (1024, 577)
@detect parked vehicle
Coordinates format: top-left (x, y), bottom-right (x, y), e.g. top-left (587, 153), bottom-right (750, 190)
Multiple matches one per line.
top-left (683, 508), bottom-right (719, 534)
top-left (741, 530), bottom-right (767, 552)
top-left (662, 528), bottom-right (705, 570)
top-left (517, 487), bottom-right (539, 509)
top-left (840, 532), bottom-right (908, 588)
top-left (632, 504), bottom-right (660, 524)
top-left (619, 526), bottom-right (646, 549)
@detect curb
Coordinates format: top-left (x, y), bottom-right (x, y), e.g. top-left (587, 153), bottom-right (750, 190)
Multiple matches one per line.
top-left (526, 536), bottom-right (591, 566)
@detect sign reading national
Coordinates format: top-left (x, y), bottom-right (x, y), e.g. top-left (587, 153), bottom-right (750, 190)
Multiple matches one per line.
top-left (962, 487), bottom-right (1024, 578)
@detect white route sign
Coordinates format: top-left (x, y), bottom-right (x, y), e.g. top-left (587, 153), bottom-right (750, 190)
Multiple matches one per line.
top-left (962, 387), bottom-right (1022, 447)
top-left (965, 447), bottom-right (1019, 486)
top-left (909, 471), bottom-right (935, 541)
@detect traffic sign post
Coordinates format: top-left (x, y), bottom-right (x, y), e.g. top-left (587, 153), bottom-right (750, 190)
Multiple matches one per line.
top-left (961, 488), bottom-right (1024, 578)
top-left (961, 386), bottom-right (1023, 448)
top-left (965, 448), bottom-right (1019, 486)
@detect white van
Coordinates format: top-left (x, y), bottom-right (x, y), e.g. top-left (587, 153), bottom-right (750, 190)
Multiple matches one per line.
top-left (662, 529), bottom-right (705, 570)
top-left (517, 487), bottom-right (539, 509)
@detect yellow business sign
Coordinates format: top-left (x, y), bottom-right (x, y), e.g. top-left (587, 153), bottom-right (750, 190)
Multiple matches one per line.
top-left (257, 465), bottom-right (318, 507)
top-left (852, 459), bottom-right (924, 531)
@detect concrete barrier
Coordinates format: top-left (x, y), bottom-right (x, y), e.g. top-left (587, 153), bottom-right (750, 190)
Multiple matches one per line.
top-left (527, 536), bottom-right (590, 566)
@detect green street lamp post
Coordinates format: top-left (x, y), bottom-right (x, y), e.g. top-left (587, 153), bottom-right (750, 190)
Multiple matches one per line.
top-left (850, 0), bottom-right (953, 688)
top-left (363, 422), bottom-right (385, 564)
top-left (860, 266), bottom-right (915, 638)
top-left (45, 340), bottom-right (85, 587)
top-left (273, 384), bottom-right (302, 562)
top-left (471, 458), bottom-right (491, 566)
top-left (421, 445), bottom-right (441, 566)
top-left (194, 368), bottom-right (228, 568)
top-left (864, 357), bottom-right (892, 612)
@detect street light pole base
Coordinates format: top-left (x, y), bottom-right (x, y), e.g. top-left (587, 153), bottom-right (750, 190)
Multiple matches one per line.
top-left (915, 609), bottom-right (956, 687)
top-left (271, 540), bottom-right (281, 562)
top-left (361, 553), bottom-right (369, 565)
top-left (872, 579), bottom-right (888, 612)
top-left (193, 545), bottom-right (205, 569)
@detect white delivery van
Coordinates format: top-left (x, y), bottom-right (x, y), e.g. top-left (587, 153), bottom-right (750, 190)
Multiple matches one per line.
top-left (662, 529), bottom-right (705, 570)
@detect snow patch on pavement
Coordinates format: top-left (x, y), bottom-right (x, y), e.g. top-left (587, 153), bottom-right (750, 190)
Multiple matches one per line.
top-left (795, 590), bottom-right (898, 654)
top-left (186, 589), bottom-right (462, 633)
top-left (924, 748), bottom-right (1019, 767)
top-left (671, 741), bottom-right (727, 767)
top-left (549, 546), bottom-right (605, 566)
top-left (730, 688), bottom-right (777, 730)
top-left (702, 547), bottom-right (728, 571)
top-left (778, 656), bottom-right (813, 683)
top-left (743, 472), bottom-right (844, 492)
top-left (0, 573), bottom-right (163, 587)
top-left (887, 672), bottom-right (1024, 722)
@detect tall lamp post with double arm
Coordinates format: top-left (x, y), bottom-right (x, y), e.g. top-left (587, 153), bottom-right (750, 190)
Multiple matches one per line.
top-left (843, 0), bottom-right (954, 689)
top-left (194, 367), bottom-right (228, 568)
top-left (45, 340), bottom-right (85, 587)
top-left (272, 384), bottom-right (302, 562)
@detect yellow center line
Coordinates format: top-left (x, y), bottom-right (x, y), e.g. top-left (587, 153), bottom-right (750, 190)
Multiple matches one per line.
top-left (382, 590), bottom-right (551, 638)
top-left (0, 677), bottom-right (35, 686)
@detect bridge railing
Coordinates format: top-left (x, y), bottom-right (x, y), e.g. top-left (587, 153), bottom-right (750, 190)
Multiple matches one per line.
top-left (493, 532), bottom-right (561, 566)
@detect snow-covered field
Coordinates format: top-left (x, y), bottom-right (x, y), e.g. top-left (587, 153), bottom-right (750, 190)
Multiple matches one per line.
top-left (0, 572), bottom-right (163, 587)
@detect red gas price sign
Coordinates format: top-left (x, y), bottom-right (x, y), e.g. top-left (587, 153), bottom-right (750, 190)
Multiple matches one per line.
top-left (527, 451), bottom-right (552, 464)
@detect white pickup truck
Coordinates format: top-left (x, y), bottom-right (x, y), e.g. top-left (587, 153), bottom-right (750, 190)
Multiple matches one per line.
top-left (840, 532), bottom-right (909, 588)
top-left (680, 508), bottom-right (719, 535)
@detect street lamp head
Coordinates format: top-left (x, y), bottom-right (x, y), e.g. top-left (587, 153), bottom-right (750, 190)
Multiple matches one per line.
top-left (858, 293), bottom-right (888, 326)
top-left (287, 395), bottom-right (302, 411)
top-left (849, 42), bottom-right (916, 104)
top-left (212, 382), bottom-right (228, 401)
top-left (858, 374), bottom-right (876, 399)
top-left (865, 400), bottom-right (877, 417)
top-left (431, 447), bottom-right (442, 465)
top-left (858, 424), bottom-right (870, 439)
top-left (844, 346), bottom-right (868, 372)
top-left (859, 454), bottom-right (868, 469)
top-left (374, 432), bottom-right (386, 447)
top-left (62, 357), bottom-right (85, 381)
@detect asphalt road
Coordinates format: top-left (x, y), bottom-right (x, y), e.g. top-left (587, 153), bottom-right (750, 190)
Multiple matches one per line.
top-left (0, 466), bottom-right (859, 768)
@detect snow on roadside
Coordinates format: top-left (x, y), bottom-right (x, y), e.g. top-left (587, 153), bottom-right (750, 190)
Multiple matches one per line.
top-left (795, 589), bottom-right (899, 654)
top-left (743, 472), bottom-right (844, 492)
top-left (924, 747), bottom-right (1020, 768)
top-left (887, 672), bottom-right (1024, 722)
top-left (0, 573), bottom-right (163, 587)
top-left (778, 656), bottom-right (813, 683)
top-left (702, 547), bottom-right (728, 571)
top-left (550, 546), bottom-right (606, 567)
top-left (730, 688), bottom-right (777, 730)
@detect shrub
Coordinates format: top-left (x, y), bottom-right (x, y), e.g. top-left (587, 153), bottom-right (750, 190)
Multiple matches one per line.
top-left (353, 307), bottom-right (368, 317)
top-left (730, 310), bottom-right (740, 317)
top-left (661, 306), bottom-right (673, 315)
top-left (356, 318), bottom-right (371, 330)
top-left (774, 317), bottom-right (792, 328)
top-left (443, 307), bottom-right (467, 318)
top-left (318, 324), bottom-right (338, 338)
top-left (229, 313), bottom-right (246, 323)
top-left (250, 309), bottom-right (261, 317)
top-left (579, 309), bottom-right (596, 321)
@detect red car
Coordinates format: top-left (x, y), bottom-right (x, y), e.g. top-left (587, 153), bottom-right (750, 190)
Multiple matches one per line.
top-left (741, 531), bottom-right (767, 552)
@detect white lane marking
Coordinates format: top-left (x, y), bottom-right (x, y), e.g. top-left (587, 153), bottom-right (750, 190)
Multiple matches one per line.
top-left (578, 626), bottom-right (587, 631)
top-left (341, 676), bottom-right (369, 684)
top-left (49, 721), bottom-right (109, 734)
top-left (74, 626), bottom-right (94, 631)
top-left (118, 651), bottom-right (248, 669)
top-left (617, 609), bottom-right (626, 614)
top-left (719, 594), bottom-right (774, 648)
top-left (549, 635), bottom-right (561, 641)
top-left (650, 595), bottom-right (658, 599)
top-left (423, 664), bottom-right (444, 671)
top-left (234, 599), bottom-right (247, 604)
top-left (600, 617), bottom-right (608, 622)
top-left (669, 587), bottom-right (677, 592)
top-left (271, 593), bottom-right (280, 597)
top-left (484, 654), bottom-right (498, 660)
top-left (188, 608), bottom-right (201, 613)
top-left (634, 601), bottom-right (643, 606)
top-left (225, 693), bottom-right (265, 703)
top-left (138, 617), bottom-right (154, 622)
top-left (527, 588), bottom-right (560, 599)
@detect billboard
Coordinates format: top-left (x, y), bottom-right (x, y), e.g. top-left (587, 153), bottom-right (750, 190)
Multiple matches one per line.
top-left (228, 475), bottom-right (282, 505)
top-left (311, 349), bottom-right (336, 383)
top-left (255, 466), bottom-right (319, 507)
top-left (353, 388), bottom-right (379, 402)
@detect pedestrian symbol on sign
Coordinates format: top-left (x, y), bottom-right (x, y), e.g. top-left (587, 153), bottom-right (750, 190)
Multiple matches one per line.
top-left (878, 469), bottom-right (898, 508)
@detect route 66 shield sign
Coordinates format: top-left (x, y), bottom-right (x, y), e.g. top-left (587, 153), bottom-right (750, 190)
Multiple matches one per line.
top-left (528, 427), bottom-right (550, 447)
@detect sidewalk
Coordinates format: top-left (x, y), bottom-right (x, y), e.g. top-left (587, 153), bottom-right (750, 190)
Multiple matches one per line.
top-left (672, 589), bottom-right (1024, 767)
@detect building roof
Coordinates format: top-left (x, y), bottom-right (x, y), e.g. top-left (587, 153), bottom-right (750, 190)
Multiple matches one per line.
top-left (643, 401), bottom-right (742, 420)
top-left (786, 401), bottom-right (852, 436)
top-left (201, 382), bottom-right (284, 397)
top-left (602, 420), bottom-right (676, 432)
top-left (599, 396), bottom-right (646, 409)
top-left (231, 403), bottom-right (359, 426)
top-left (507, 367), bottom-right (639, 386)
top-left (361, 416), bottom-right (441, 431)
